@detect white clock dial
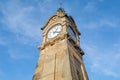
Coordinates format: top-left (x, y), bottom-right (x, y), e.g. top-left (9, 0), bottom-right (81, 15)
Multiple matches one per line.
top-left (47, 24), bottom-right (62, 38)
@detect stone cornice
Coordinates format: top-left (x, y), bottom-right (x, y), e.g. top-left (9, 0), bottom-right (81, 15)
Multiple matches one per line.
top-left (39, 33), bottom-right (68, 51)
top-left (67, 37), bottom-right (84, 56)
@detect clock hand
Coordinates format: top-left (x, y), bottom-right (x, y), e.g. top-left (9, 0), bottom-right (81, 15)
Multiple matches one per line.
top-left (54, 29), bottom-right (61, 34)
top-left (53, 27), bottom-right (58, 32)
top-left (55, 27), bottom-right (58, 31)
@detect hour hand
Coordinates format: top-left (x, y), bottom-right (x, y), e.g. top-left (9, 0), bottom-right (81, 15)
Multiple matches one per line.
top-left (54, 31), bottom-right (60, 33)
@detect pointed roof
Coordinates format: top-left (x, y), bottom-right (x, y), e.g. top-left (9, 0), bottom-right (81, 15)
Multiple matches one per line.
top-left (56, 8), bottom-right (66, 17)
top-left (57, 8), bottom-right (65, 13)
top-left (41, 8), bottom-right (67, 30)
top-left (41, 8), bottom-right (80, 35)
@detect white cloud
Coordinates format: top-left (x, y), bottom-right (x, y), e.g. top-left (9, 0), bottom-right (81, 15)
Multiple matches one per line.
top-left (8, 49), bottom-right (32, 60)
top-left (35, 0), bottom-right (53, 3)
top-left (84, 2), bottom-right (97, 12)
top-left (80, 18), bottom-right (120, 29)
top-left (100, 18), bottom-right (120, 28)
top-left (0, 68), bottom-right (3, 76)
top-left (98, 0), bottom-right (104, 2)
top-left (0, 39), bottom-right (6, 46)
top-left (82, 41), bottom-right (120, 78)
top-left (103, 69), bottom-right (119, 78)
top-left (0, 68), bottom-right (5, 79)
top-left (83, 0), bottom-right (105, 11)
top-left (83, 0), bottom-right (104, 13)
top-left (0, 0), bottom-right (60, 46)
top-left (81, 0), bottom-right (120, 30)
top-left (1, 1), bottom-right (42, 45)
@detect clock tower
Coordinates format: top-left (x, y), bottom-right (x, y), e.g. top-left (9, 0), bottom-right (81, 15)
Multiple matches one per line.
top-left (32, 8), bottom-right (89, 80)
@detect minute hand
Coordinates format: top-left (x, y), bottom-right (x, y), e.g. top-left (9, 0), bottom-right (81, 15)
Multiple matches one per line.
top-left (54, 31), bottom-right (61, 33)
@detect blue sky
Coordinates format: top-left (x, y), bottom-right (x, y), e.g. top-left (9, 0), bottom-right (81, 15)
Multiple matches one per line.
top-left (0, 0), bottom-right (120, 80)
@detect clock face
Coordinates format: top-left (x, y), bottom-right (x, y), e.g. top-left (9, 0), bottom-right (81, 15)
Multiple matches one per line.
top-left (68, 26), bottom-right (76, 41)
top-left (47, 24), bottom-right (62, 39)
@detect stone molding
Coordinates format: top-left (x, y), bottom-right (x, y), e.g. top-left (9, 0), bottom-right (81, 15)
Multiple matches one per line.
top-left (39, 34), bottom-right (68, 50)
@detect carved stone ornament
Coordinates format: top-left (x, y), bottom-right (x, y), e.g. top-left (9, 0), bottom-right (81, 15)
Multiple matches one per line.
top-left (41, 8), bottom-right (66, 30)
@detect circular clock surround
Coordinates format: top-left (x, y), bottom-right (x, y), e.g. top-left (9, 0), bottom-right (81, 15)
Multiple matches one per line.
top-left (47, 24), bottom-right (62, 39)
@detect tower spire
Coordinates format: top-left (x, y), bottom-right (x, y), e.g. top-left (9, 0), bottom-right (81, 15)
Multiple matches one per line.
top-left (57, 7), bottom-right (66, 17)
